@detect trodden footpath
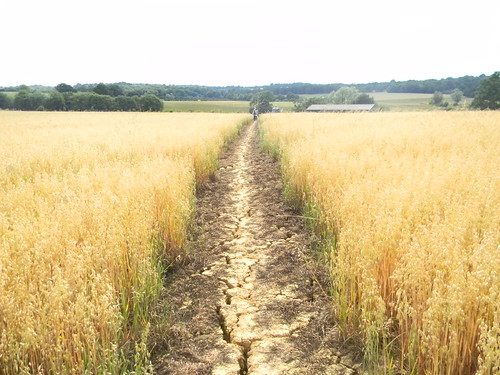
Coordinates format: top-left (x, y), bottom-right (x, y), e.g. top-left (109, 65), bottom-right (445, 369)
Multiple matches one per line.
top-left (152, 121), bottom-right (361, 375)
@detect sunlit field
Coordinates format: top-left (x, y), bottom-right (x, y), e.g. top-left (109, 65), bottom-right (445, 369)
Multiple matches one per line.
top-left (162, 100), bottom-right (295, 113)
top-left (261, 112), bottom-right (500, 375)
top-left (370, 92), bottom-right (441, 110)
top-left (163, 100), bottom-right (250, 113)
top-left (0, 111), bottom-right (250, 374)
top-left (299, 92), bottom-right (472, 111)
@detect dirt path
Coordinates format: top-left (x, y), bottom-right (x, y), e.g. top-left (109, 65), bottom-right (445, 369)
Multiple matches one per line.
top-left (151, 121), bottom-right (361, 374)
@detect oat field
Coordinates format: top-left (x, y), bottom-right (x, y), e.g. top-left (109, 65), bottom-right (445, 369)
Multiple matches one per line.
top-left (261, 112), bottom-right (500, 375)
top-left (0, 111), bottom-right (250, 374)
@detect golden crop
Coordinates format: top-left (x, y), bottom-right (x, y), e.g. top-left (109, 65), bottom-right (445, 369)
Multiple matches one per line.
top-left (261, 112), bottom-right (500, 375)
top-left (0, 111), bottom-right (250, 374)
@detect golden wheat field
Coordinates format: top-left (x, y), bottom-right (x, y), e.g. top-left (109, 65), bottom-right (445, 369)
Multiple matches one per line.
top-left (0, 111), bottom-right (250, 374)
top-left (261, 112), bottom-right (500, 375)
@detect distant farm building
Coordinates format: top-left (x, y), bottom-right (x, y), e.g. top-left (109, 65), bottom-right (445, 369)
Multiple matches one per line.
top-left (306, 104), bottom-right (375, 112)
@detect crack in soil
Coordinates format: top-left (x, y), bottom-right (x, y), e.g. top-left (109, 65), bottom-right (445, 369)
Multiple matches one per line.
top-left (151, 121), bottom-right (362, 375)
top-left (216, 305), bottom-right (232, 343)
top-left (239, 342), bottom-right (250, 375)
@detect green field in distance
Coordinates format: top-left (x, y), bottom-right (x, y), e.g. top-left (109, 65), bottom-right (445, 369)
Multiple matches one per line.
top-left (163, 100), bottom-right (295, 113)
top-left (162, 93), bottom-right (471, 113)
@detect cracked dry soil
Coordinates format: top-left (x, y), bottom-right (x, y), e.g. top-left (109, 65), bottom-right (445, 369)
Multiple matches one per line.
top-left (151, 121), bottom-right (361, 374)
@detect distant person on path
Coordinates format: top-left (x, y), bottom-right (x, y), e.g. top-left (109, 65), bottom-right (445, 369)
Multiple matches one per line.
top-left (252, 107), bottom-right (258, 121)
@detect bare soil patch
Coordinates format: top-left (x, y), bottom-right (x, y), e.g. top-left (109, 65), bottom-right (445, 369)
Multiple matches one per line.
top-left (151, 121), bottom-right (361, 374)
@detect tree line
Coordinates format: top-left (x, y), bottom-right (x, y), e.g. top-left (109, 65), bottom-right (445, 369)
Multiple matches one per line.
top-left (0, 75), bottom-right (488, 103)
top-left (0, 84), bottom-right (163, 112)
top-left (426, 73), bottom-right (500, 110)
top-left (354, 75), bottom-right (485, 97)
top-left (0, 83), bottom-right (258, 102)
top-left (257, 73), bottom-right (500, 113)
top-left (242, 75), bottom-right (485, 98)
top-left (1, 73), bottom-right (498, 111)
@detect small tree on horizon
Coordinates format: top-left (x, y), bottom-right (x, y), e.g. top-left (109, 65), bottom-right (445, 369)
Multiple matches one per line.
top-left (450, 89), bottom-right (464, 106)
top-left (330, 86), bottom-right (359, 104)
top-left (471, 72), bottom-right (500, 110)
top-left (354, 93), bottom-right (375, 104)
top-left (93, 83), bottom-right (110, 96)
top-left (430, 91), bottom-right (444, 106)
top-left (250, 91), bottom-right (274, 114)
top-left (55, 83), bottom-right (76, 93)
top-left (139, 94), bottom-right (163, 112)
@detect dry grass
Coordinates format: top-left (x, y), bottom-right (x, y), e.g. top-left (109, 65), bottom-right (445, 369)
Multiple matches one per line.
top-left (0, 111), bottom-right (250, 374)
top-left (260, 112), bottom-right (500, 375)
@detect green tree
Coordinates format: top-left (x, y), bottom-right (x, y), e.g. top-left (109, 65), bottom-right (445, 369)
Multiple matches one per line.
top-left (88, 93), bottom-right (115, 111)
top-left (450, 89), bottom-right (464, 106)
top-left (430, 91), bottom-right (444, 106)
top-left (115, 96), bottom-right (140, 111)
top-left (0, 93), bottom-right (12, 109)
top-left (55, 83), bottom-right (76, 93)
top-left (93, 83), bottom-right (110, 96)
top-left (293, 96), bottom-right (328, 112)
top-left (139, 94), bottom-right (163, 112)
top-left (331, 86), bottom-right (359, 104)
top-left (45, 92), bottom-right (65, 111)
top-left (13, 90), bottom-right (33, 110)
top-left (31, 92), bottom-right (46, 110)
top-left (107, 84), bottom-right (124, 97)
top-left (250, 90), bottom-right (274, 114)
top-left (471, 72), bottom-right (500, 110)
top-left (68, 93), bottom-right (91, 111)
top-left (13, 90), bottom-right (45, 110)
top-left (354, 93), bottom-right (375, 104)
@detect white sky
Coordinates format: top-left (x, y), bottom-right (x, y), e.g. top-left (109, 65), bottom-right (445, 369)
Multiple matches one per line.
top-left (0, 0), bottom-right (498, 87)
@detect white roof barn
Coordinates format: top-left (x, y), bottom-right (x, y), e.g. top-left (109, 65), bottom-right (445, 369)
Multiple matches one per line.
top-left (306, 104), bottom-right (375, 112)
